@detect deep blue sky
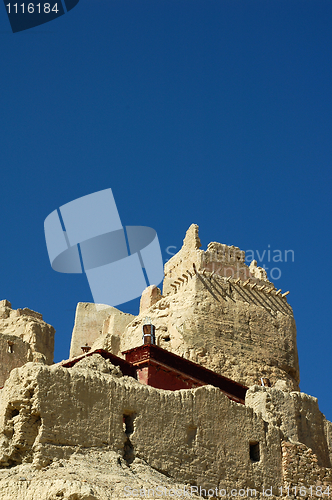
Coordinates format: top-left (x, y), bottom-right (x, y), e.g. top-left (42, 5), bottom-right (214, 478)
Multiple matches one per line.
top-left (0, 1), bottom-right (331, 419)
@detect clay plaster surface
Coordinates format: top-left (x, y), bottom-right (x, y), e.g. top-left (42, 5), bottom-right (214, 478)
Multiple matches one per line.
top-left (70, 303), bottom-right (134, 358)
top-left (0, 300), bottom-right (54, 386)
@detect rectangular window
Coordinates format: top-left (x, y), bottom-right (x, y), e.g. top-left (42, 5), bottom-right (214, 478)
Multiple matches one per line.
top-left (250, 441), bottom-right (260, 462)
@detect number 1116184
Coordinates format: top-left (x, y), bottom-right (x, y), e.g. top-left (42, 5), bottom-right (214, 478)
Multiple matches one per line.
top-left (6, 3), bottom-right (59, 14)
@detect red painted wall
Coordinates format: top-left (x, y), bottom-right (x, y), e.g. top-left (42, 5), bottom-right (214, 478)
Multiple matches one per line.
top-left (136, 363), bottom-right (203, 391)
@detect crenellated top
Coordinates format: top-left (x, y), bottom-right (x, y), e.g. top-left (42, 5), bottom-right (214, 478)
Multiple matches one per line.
top-left (163, 224), bottom-right (276, 297)
top-left (204, 241), bottom-right (245, 265)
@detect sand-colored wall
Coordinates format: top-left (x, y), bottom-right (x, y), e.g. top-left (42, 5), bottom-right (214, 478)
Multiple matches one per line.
top-left (0, 300), bottom-right (54, 387)
top-left (121, 270), bottom-right (299, 390)
top-left (0, 358), bottom-right (282, 492)
top-left (246, 385), bottom-right (331, 468)
top-left (0, 356), bottom-right (331, 500)
top-left (69, 302), bottom-right (134, 358)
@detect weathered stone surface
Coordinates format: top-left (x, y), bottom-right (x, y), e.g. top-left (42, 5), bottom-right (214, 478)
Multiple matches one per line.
top-left (115, 225), bottom-right (298, 390)
top-left (121, 276), bottom-right (299, 390)
top-left (139, 285), bottom-right (162, 315)
top-left (70, 303), bottom-right (134, 358)
top-left (281, 440), bottom-right (332, 491)
top-left (69, 225), bottom-right (299, 390)
top-left (163, 224), bottom-right (272, 297)
top-left (0, 301), bottom-right (54, 386)
top-left (0, 449), bottom-right (204, 500)
top-left (0, 225), bottom-right (329, 499)
top-left (0, 301), bottom-right (12, 320)
top-left (324, 417), bottom-right (332, 467)
top-left (0, 358), bottom-right (282, 493)
top-left (0, 357), bottom-right (331, 499)
top-left (162, 224), bottom-right (204, 297)
top-left (246, 385), bottom-right (331, 467)
top-left (0, 334), bottom-right (32, 387)
top-left (249, 260), bottom-right (268, 281)
top-left (72, 353), bottom-right (123, 378)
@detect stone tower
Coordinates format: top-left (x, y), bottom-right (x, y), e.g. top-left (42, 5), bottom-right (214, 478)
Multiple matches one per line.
top-left (118, 224), bottom-right (299, 390)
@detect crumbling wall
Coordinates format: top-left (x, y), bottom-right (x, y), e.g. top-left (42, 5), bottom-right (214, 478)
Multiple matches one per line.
top-left (0, 356), bottom-right (331, 499)
top-left (281, 441), bottom-right (332, 493)
top-left (69, 302), bottom-right (134, 358)
top-left (0, 300), bottom-right (54, 364)
top-left (163, 224), bottom-right (272, 296)
top-left (120, 270), bottom-right (299, 390)
top-left (246, 385), bottom-right (331, 467)
top-left (0, 357), bottom-right (283, 492)
top-left (68, 225), bottom-right (299, 390)
top-left (139, 284), bottom-right (162, 314)
top-left (0, 335), bottom-right (31, 387)
top-left (324, 417), bottom-right (332, 468)
top-left (0, 300), bottom-right (54, 387)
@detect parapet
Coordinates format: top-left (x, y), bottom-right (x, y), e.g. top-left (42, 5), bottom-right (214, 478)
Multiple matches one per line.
top-left (163, 224), bottom-right (271, 296)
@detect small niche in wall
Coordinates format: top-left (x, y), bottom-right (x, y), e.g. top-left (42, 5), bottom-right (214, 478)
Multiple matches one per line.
top-left (187, 425), bottom-right (197, 447)
top-left (249, 441), bottom-right (260, 462)
top-left (123, 413), bottom-right (136, 465)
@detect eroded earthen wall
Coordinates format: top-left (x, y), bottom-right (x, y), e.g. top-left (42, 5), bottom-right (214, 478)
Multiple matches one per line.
top-left (68, 225), bottom-right (299, 390)
top-left (121, 270), bottom-right (299, 390)
top-left (281, 441), bottom-right (332, 493)
top-left (0, 357), bottom-right (332, 499)
top-left (246, 386), bottom-right (331, 468)
top-left (0, 300), bottom-right (55, 386)
top-left (69, 302), bottom-right (134, 358)
top-left (163, 224), bottom-right (272, 295)
top-left (0, 335), bottom-right (31, 387)
top-left (0, 359), bottom-right (282, 492)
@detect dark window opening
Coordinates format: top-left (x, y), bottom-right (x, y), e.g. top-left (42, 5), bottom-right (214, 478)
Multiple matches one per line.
top-left (123, 413), bottom-right (136, 465)
top-left (123, 413), bottom-right (135, 435)
top-left (250, 442), bottom-right (260, 462)
top-left (187, 425), bottom-right (197, 447)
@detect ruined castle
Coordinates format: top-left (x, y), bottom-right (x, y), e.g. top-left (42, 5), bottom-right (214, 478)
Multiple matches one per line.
top-left (0, 224), bottom-right (331, 500)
